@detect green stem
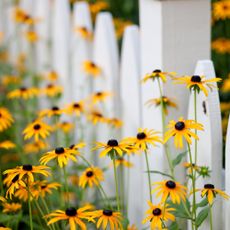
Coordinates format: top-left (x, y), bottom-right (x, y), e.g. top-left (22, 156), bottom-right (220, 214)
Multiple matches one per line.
top-left (113, 159), bottom-right (120, 211)
top-left (144, 150), bottom-right (152, 202)
top-left (27, 180), bottom-right (33, 230)
top-left (126, 155), bottom-right (130, 216)
top-left (194, 91), bottom-right (198, 165)
top-left (63, 166), bottom-right (69, 206)
top-left (209, 204), bottom-right (213, 230)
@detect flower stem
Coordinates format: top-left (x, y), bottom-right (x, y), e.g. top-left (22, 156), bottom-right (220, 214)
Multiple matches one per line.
top-left (194, 91), bottom-right (198, 164)
top-left (113, 159), bottom-right (121, 211)
top-left (144, 150), bottom-right (152, 202)
top-left (63, 166), bottom-right (69, 206)
top-left (209, 204), bottom-right (213, 230)
top-left (27, 181), bottom-right (33, 230)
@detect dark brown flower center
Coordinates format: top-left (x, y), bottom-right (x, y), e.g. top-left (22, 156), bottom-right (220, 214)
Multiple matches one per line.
top-left (73, 103), bottom-right (80, 108)
top-left (41, 185), bottom-right (47, 189)
top-left (22, 164), bottom-right (33, 171)
top-left (86, 171), bottom-right (94, 177)
top-left (103, 209), bottom-right (113, 216)
top-left (20, 87), bottom-right (27, 91)
top-left (204, 184), bottom-right (215, 189)
top-left (0, 113), bottom-right (2, 117)
top-left (12, 175), bottom-right (19, 183)
top-left (90, 62), bottom-right (96, 67)
top-left (47, 84), bottom-right (53, 88)
top-left (175, 121), bottom-right (185, 131)
top-left (69, 144), bottom-right (75, 149)
top-left (152, 208), bottom-right (162, 216)
top-left (33, 124), bottom-right (41, 130)
top-left (55, 147), bottom-right (65, 154)
top-left (94, 112), bottom-right (103, 117)
top-left (166, 180), bottom-right (176, 189)
top-left (107, 139), bottom-right (118, 147)
top-left (96, 92), bottom-right (102, 96)
top-left (65, 207), bottom-right (77, 216)
top-left (52, 106), bottom-right (59, 111)
top-left (137, 132), bottom-right (146, 140)
top-left (191, 75), bottom-right (201, 83)
top-left (153, 69), bottom-right (161, 73)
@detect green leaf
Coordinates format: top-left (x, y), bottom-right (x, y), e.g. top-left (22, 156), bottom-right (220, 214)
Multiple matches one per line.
top-left (196, 198), bottom-right (208, 208)
top-left (168, 221), bottom-right (180, 230)
top-left (172, 151), bottom-right (188, 168)
top-left (195, 207), bottom-right (209, 228)
top-left (147, 170), bottom-right (174, 179)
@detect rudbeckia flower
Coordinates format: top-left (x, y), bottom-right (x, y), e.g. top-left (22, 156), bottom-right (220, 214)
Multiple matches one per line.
top-left (23, 120), bottom-right (52, 141)
top-left (38, 106), bottom-right (65, 118)
top-left (173, 75), bottom-right (221, 96)
top-left (197, 184), bottom-right (229, 204)
top-left (212, 38), bottom-right (230, 54)
top-left (142, 69), bottom-right (176, 83)
top-left (75, 26), bottom-right (93, 40)
top-left (87, 110), bottom-right (107, 125)
top-left (13, 7), bottom-right (27, 23)
top-left (0, 140), bottom-right (15, 149)
top-left (0, 224), bottom-right (11, 230)
top-left (152, 180), bottom-right (187, 204)
top-left (0, 200), bottom-right (22, 214)
top-left (183, 162), bottom-right (200, 174)
top-left (66, 101), bottom-right (85, 117)
top-left (3, 165), bottom-right (50, 183)
top-left (213, 0), bottom-right (230, 20)
top-left (93, 139), bottom-right (130, 158)
top-left (42, 84), bottom-right (63, 97)
top-left (90, 209), bottom-right (123, 230)
top-left (7, 87), bottom-right (39, 100)
top-left (123, 128), bottom-right (162, 151)
top-left (46, 206), bottom-right (95, 230)
top-left (90, 91), bottom-right (112, 104)
top-left (0, 107), bottom-right (14, 132)
top-left (83, 61), bottom-right (102, 77)
top-left (79, 167), bottom-right (104, 188)
top-left (113, 158), bottom-right (133, 168)
top-left (14, 183), bottom-right (38, 202)
top-left (69, 142), bottom-right (86, 151)
top-left (25, 30), bottom-right (39, 43)
top-left (164, 117), bottom-right (204, 148)
top-left (57, 121), bottom-right (74, 134)
top-left (46, 71), bottom-right (59, 82)
top-left (107, 118), bottom-right (123, 128)
top-left (34, 181), bottom-right (61, 199)
top-left (40, 147), bottom-right (80, 168)
top-left (89, 1), bottom-right (109, 16)
top-left (1, 75), bottom-right (21, 86)
top-left (142, 201), bottom-right (175, 230)
top-left (24, 140), bottom-right (49, 154)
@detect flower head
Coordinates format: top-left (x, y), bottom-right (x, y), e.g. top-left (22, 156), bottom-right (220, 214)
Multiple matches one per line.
top-left (24, 140), bottom-right (48, 154)
top-left (57, 121), bottom-right (74, 134)
top-left (34, 181), bottom-right (61, 199)
top-left (0, 198), bottom-right (22, 214)
top-left (213, 0), bottom-right (230, 21)
top-left (42, 84), bottom-right (63, 97)
top-left (38, 106), bottom-right (65, 118)
top-left (87, 109), bottom-right (107, 125)
top-left (75, 26), bottom-right (93, 40)
top-left (25, 30), bottom-right (39, 43)
top-left (0, 141), bottom-right (15, 149)
top-left (0, 107), bottom-right (14, 132)
top-left (90, 91), bottom-right (112, 104)
top-left (142, 69), bottom-right (176, 83)
top-left (164, 117), bottom-right (204, 148)
top-left (83, 61), bottom-right (101, 77)
top-left (7, 87), bottom-right (39, 100)
top-left (66, 101), bottom-right (84, 117)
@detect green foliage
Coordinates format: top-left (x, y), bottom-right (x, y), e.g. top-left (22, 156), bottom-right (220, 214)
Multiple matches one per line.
top-left (195, 207), bottom-right (210, 228)
top-left (172, 151), bottom-right (188, 168)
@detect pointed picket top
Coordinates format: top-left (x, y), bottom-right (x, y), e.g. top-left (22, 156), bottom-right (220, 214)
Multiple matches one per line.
top-left (225, 114), bottom-right (230, 230)
top-left (71, 1), bottom-right (92, 101)
top-left (188, 60), bottom-right (222, 230)
top-left (52, 0), bottom-right (71, 105)
top-left (120, 25), bottom-right (143, 225)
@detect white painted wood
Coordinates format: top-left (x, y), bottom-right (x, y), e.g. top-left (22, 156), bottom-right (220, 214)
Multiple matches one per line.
top-left (188, 60), bottom-right (222, 230)
top-left (225, 114), bottom-right (230, 230)
top-left (120, 25), bottom-right (143, 226)
top-left (71, 1), bottom-right (92, 101)
top-left (52, 0), bottom-right (71, 105)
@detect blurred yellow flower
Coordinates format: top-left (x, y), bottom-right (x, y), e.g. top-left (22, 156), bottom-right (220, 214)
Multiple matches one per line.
top-left (24, 140), bottom-right (49, 154)
top-left (1, 75), bottom-right (21, 86)
top-left (57, 121), bottom-right (74, 133)
top-left (142, 69), bottom-right (176, 83)
top-left (75, 26), bottom-right (93, 40)
top-left (7, 87), bottom-right (40, 100)
top-left (0, 107), bottom-right (14, 132)
top-left (0, 141), bottom-right (15, 149)
top-left (42, 84), bottom-right (63, 97)
top-left (39, 106), bottom-right (65, 118)
top-left (83, 61), bottom-right (102, 77)
top-left (212, 38), bottom-right (230, 54)
top-left (25, 30), bottom-right (39, 43)
top-left (213, 0), bottom-right (230, 20)
top-left (114, 18), bottom-right (132, 39)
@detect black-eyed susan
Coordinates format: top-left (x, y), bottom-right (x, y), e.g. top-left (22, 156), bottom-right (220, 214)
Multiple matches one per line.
top-left (14, 183), bottom-right (38, 202)
top-left (79, 167), bottom-right (104, 188)
top-left (1, 75), bottom-right (21, 86)
top-left (3, 165), bottom-right (50, 183)
top-left (25, 30), bottom-right (39, 43)
top-left (75, 26), bottom-right (93, 40)
top-left (93, 139), bottom-right (130, 158)
top-left (113, 18), bottom-right (132, 39)
top-left (40, 147), bottom-right (80, 168)
top-left (42, 84), bottom-right (63, 97)
top-left (4, 174), bottom-right (26, 199)
top-left (90, 209), bottom-right (123, 230)
top-left (197, 184), bottom-right (229, 204)
top-left (0, 224), bottom-right (11, 230)
top-left (113, 157), bottom-right (133, 168)
top-left (46, 71), bottom-right (59, 82)
top-left (142, 69), bottom-right (176, 83)
top-left (212, 38), bottom-right (230, 54)
top-left (57, 121), bottom-right (74, 134)
top-left (66, 101), bottom-right (85, 117)
top-left (146, 96), bottom-right (177, 115)
top-left (1, 201), bottom-right (22, 214)
top-left (0, 107), bottom-right (14, 132)
top-left (89, 0), bottom-right (109, 17)
top-left (164, 117), bottom-right (204, 148)
top-left (46, 205), bottom-right (94, 230)
top-left (23, 119), bottom-right (52, 141)
top-left (0, 140), bottom-right (15, 149)
top-left (142, 201), bottom-right (175, 230)
top-left (213, 0), bottom-right (230, 21)
top-left (7, 87), bottom-right (39, 100)
top-left (173, 75), bottom-right (222, 96)
top-left (38, 106), bottom-right (65, 118)
top-left (83, 61), bottom-right (102, 77)
top-left (24, 140), bottom-right (49, 154)
top-left (107, 117), bottom-right (123, 128)
top-left (13, 7), bottom-right (27, 23)
top-left (152, 180), bottom-right (187, 204)
top-left (90, 91), bottom-right (112, 104)
top-left (127, 224), bottom-right (138, 230)
top-left (124, 128), bottom-right (162, 151)
top-left (87, 109), bottom-right (107, 125)
top-left (69, 142), bottom-right (86, 151)
top-left (183, 162), bottom-right (200, 174)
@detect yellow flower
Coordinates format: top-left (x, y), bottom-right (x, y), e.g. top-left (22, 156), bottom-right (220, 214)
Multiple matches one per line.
top-left (164, 117), bottom-right (204, 148)
top-left (89, 1), bottom-right (109, 16)
top-left (114, 18), bottom-right (132, 39)
top-left (183, 162), bottom-right (200, 174)
top-left (16, 53), bottom-right (26, 73)
top-left (1, 154), bottom-right (19, 164)
top-left (66, 101), bottom-right (85, 117)
top-left (14, 183), bottom-right (38, 201)
top-left (1, 75), bottom-right (21, 86)
top-left (3, 165), bottom-right (50, 183)
top-left (90, 91), bottom-right (112, 104)
top-left (46, 206), bottom-right (95, 230)
top-left (42, 84), bottom-right (63, 97)
top-left (79, 167), bottom-right (104, 188)
top-left (213, 0), bottom-right (230, 20)
top-left (38, 106), bottom-right (65, 118)
top-left (152, 180), bottom-right (187, 204)
top-left (75, 26), bottom-right (93, 40)
top-left (24, 140), bottom-right (49, 154)
top-left (123, 128), bottom-right (162, 151)
top-left (107, 117), bottom-right (123, 128)
top-left (34, 181), bottom-right (61, 199)
top-left (46, 71), bottom-right (59, 82)
top-left (0, 141), bottom-right (15, 149)
top-left (22, 15), bottom-right (38, 25)
top-left (25, 30), bottom-right (39, 43)
top-left (222, 77), bottom-right (230, 92)
top-left (87, 109), bottom-right (107, 125)
top-left (93, 139), bottom-right (131, 158)
top-left (197, 184), bottom-right (229, 204)
top-left (40, 147), bottom-right (80, 168)
top-left (113, 157), bottom-right (133, 168)
top-left (57, 121), bottom-right (74, 134)
top-left (173, 75), bottom-right (222, 96)
top-left (0, 107), bottom-right (14, 132)
top-left (1, 202), bottom-right (22, 214)
top-left (142, 69), bottom-right (176, 83)
top-left (7, 87), bottom-right (39, 100)
top-left (23, 120), bottom-right (52, 141)
top-left (69, 142), bottom-right (86, 151)
top-left (0, 225), bottom-right (11, 230)
top-left (128, 224), bottom-right (138, 230)
top-left (146, 96), bottom-right (177, 115)
top-left (142, 201), bottom-right (175, 230)
top-left (220, 102), bottom-right (230, 112)
top-left (13, 7), bottom-right (27, 23)
top-left (83, 61), bottom-right (102, 77)
top-left (212, 38), bottom-right (230, 54)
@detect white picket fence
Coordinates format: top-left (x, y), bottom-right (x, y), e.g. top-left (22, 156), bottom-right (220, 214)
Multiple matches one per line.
top-left (0, 0), bottom-right (229, 229)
